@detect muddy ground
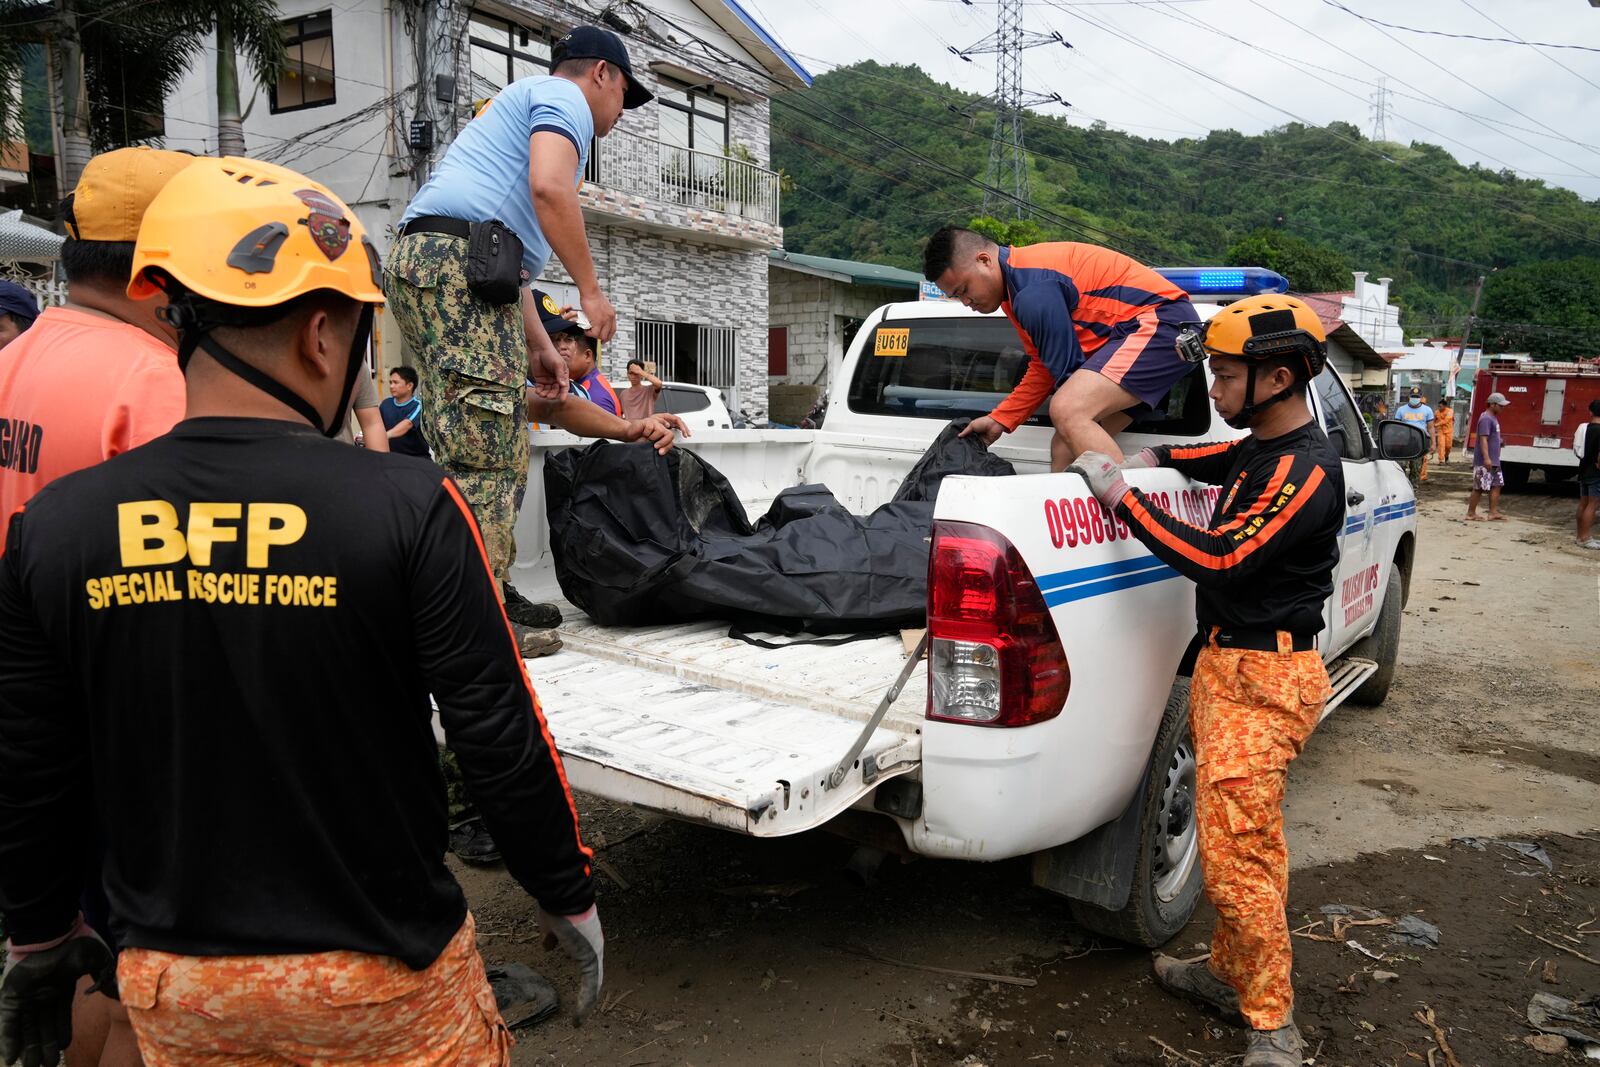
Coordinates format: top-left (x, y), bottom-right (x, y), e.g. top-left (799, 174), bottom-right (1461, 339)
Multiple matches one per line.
top-left (459, 456), bottom-right (1600, 1066)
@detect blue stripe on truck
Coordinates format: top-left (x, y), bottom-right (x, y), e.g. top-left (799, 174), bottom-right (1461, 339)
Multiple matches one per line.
top-left (1038, 556), bottom-right (1180, 607)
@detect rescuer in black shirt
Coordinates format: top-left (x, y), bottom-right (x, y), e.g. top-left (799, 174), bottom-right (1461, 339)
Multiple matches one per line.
top-left (1071, 294), bottom-right (1344, 1067)
top-left (0, 157), bottom-right (599, 1066)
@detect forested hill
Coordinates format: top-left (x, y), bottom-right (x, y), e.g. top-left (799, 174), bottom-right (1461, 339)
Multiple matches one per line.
top-left (771, 61), bottom-right (1600, 356)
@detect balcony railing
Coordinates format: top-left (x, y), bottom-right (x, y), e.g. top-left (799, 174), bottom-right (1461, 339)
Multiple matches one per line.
top-left (584, 129), bottom-right (780, 228)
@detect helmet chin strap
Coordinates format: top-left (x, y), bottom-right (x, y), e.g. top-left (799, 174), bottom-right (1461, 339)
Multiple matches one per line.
top-left (1224, 361), bottom-right (1298, 431)
top-left (167, 298), bottom-right (374, 437)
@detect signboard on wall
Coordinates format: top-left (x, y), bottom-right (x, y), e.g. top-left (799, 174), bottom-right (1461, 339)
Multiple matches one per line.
top-left (919, 280), bottom-right (952, 301)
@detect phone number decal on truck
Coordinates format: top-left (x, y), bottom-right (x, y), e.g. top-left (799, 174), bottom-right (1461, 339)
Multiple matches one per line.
top-left (1043, 487), bottom-right (1220, 550)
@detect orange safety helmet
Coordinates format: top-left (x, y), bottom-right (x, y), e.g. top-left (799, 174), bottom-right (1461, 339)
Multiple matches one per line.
top-left (1181, 293), bottom-right (1328, 380)
top-left (128, 156), bottom-right (384, 438)
top-left (129, 156), bottom-right (383, 309)
top-left (1175, 294), bottom-right (1329, 430)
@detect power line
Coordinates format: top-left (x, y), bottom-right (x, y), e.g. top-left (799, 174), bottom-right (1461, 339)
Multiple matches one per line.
top-left (1038, 0), bottom-right (1600, 251)
top-left (1457, 0), bottom-right (1600, 97)
top-left (1141, 0), bottom-right (1600, 181)
top-left (1318, 0), bottom-right (1600, 176)
top-left (1319, 2), bottom-right (1600, 55)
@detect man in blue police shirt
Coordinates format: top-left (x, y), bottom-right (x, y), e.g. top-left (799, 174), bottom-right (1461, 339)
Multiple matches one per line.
top-left (386, 26), bottom-right (652, 631)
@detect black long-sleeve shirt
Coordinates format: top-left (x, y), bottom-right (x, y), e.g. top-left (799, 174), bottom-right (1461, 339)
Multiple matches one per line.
top-left (1114, 422), bottom-right (1344, 635)
top-left (0, 418), bottom-right (592, 968)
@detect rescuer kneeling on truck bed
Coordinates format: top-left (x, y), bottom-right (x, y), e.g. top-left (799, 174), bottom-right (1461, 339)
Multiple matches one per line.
top-left (921, 227), bottom-right (1199, 469)
top-left (1072, 294), bottom-right (1345, 1067)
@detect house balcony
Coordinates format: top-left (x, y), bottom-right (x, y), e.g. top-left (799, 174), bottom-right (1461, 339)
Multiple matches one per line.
top-left (580, 129), bottom-right (782, 250)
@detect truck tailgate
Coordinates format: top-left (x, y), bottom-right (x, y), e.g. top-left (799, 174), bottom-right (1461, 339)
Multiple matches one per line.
top-left (525, 617), bottom-right (924, 836)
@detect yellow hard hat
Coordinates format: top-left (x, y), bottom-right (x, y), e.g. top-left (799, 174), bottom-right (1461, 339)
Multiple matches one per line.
top-left (1192, 294), bottom-right (1327, 379)
top-left (128, 155), bottom-right (383, 309)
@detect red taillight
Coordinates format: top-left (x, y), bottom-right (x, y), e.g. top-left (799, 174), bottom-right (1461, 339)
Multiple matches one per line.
top-left (927, 520), bottom-right (1070, 727)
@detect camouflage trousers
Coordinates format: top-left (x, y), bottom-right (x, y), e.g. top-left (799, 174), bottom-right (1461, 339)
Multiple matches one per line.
top-left (1190, 638), bottom-right (1330, 1031)
top-left (118, 914), bottom-right (511, 1065)
top-left (384, 231), bottom-right (530, 583)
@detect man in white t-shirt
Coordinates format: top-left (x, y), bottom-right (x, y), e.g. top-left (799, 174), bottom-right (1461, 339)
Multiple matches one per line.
top-left (1575, 398), bottom-right (1600, 549)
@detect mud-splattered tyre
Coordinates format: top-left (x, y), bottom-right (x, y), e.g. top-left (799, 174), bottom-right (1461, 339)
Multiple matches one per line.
top-left (1069, 678), bottom-right (1203, 948)
top-left (1348, 566), bottom-right (1403, 706)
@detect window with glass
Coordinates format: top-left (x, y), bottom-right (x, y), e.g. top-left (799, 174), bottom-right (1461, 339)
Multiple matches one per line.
top-left (270, 12), bottom-right (335, 113)
top-left (848, 317), bottom-right (1210, 436)
top-left (1314, 366), bottom-right (1371, 460)
top-left (467, 11), bottom-right (551, 95)
top-left (657, 80), bottom-right (729, 156)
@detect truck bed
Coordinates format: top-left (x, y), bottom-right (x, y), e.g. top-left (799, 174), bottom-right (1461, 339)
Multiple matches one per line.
top-left (524, 607), bottom-right (924, 836)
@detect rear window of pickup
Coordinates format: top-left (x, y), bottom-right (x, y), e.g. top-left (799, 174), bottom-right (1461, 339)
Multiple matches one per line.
top-left (847, 316), bottom-right (1210, 436)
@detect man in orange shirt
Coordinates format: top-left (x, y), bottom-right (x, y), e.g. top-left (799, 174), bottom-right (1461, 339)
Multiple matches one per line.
top-left (0, 145), bottom-right (192, 1067)
top-left (0, 147), bottom-right (193, 544)
top-left (923, 228), bottom-right (1198, 469)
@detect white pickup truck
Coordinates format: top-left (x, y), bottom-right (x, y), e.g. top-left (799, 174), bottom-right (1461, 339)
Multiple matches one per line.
top-left (511, 286), bottom-right (1424, 946)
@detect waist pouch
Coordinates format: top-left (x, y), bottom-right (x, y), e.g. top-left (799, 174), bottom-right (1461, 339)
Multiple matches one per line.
top-left (465, 220), bottom-right (524, 305)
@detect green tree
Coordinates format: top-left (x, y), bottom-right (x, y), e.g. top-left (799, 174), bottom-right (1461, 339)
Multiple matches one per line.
top-left (967, 214), bottom-right (1047, 248)
top-left (0, 0), bottom-right (285, 193)
top-left (1478, 258), bottom-right (1600, 360)
top-left (1225, 230), bottom-right (1351, 292)
top-left (772, 61), bottom-right (1600, 335)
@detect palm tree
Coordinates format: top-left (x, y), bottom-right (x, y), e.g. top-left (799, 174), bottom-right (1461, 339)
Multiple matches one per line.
top-left (0, 0), bottom-right (285, 193)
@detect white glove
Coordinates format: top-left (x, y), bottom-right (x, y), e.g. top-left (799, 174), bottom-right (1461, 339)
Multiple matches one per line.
top-left (538, 904), bottom-right (603, 1024)
top-left (1121, 447), bottom-right (1160, 469)
top-left (1070, 451), bottom-right (1130, 509)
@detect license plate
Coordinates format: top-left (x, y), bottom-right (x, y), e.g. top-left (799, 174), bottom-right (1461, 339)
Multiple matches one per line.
top-left (1533, 436), bottom-right (1561, 448)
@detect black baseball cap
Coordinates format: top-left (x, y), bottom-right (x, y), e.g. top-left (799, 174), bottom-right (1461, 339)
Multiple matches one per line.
top-left (0, 280), bottom-right (40, 325)
top-left (532, 289), bottom-right (583, 336)
top-left (552, 26), bottom-right (654, 109)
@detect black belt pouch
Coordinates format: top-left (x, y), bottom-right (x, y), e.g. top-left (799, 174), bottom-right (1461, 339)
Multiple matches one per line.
top-left (464, 219), bottom-right (524, 305)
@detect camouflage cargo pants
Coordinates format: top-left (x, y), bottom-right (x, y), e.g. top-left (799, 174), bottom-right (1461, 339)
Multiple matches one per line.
top-left (384, 231), bottom-right (530, 583)
top-left (1190, 637), bottom-right (1330, 1031)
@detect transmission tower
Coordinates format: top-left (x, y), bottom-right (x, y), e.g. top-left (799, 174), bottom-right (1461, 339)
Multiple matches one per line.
top-left (1368, 77), bottom-right (1393, 142)
top-left (950, 0), bottom-right (1068, 219)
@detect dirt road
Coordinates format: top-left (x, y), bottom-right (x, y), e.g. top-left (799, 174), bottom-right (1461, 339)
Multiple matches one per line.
top-left (461, 457), bottom-right (1600, 1066)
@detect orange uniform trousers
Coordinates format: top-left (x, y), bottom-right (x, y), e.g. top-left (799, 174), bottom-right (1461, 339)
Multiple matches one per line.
top-left (1191, 635), bottom-right (1330, 1031)
top-left (115, 914), bottom-right (511, 1066)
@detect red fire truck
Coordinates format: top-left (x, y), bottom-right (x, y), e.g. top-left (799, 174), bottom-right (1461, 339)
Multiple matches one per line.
top-left (1468, 361), bottom-right (1600, 489)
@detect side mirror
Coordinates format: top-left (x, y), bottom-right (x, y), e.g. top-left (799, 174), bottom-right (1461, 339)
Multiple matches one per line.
top-left (1375, 418), bottom-right (1429, 461)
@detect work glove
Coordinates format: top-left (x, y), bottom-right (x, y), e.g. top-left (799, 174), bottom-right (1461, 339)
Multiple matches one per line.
top-left (1121, 447), bottom-right (1161, 469)
top-left (537, 904), bottom-right (603, 1025)
top-left (1070, 451), bottom-right (1130, 510)
top-left (0, 916), bottom-right (116, 1067)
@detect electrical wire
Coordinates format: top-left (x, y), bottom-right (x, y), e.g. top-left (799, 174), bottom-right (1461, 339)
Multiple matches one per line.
top-left (1319, 1), bottom-right (1600, 55)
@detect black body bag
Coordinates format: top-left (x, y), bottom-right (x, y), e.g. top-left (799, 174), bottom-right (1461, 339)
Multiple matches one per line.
top-left (465, 219), bottom-right (524, 305)
top-left (543, 420), bottom-right (1015, 631)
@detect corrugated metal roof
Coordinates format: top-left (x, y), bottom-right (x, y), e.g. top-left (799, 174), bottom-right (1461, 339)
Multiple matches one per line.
top-left (768, 249), bottom-right (923, 290)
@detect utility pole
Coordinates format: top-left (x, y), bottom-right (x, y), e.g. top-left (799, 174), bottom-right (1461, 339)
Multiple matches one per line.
top-left (1451, 273), bottom-right (1487, 395)
top-left (1368, 77), bottom-right (1392, 142)
top-left (950, 0), bottom-right (1068, 219)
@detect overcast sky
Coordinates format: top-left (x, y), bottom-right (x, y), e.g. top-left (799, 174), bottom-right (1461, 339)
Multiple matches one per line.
top-left (742, 0), bottom-right (1600, 203)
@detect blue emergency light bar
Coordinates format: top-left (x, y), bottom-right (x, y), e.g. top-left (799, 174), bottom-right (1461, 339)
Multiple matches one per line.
top-left (1153, 266), bottom-right (1290, 298)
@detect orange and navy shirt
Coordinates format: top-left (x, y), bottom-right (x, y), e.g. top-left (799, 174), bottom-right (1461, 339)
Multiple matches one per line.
top-left (992, 243), bottom-right (1190, 431)
top-left (0, 419), bottom-right (593, 962)
top-left (0, 307), bottom-right (186, 547)
top-left (1114, 423), bottom-right (1344, 635)
top-left (570, 366), bottom-right (621, 417)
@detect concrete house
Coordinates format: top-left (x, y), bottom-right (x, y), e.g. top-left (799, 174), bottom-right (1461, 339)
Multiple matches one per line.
top-left (765, 250), bottom-right (923, 423)
top-left (163, 0), bottom-right (810, 418)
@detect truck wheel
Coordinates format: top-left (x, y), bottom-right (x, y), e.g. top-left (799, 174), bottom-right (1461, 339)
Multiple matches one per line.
top-left (1070, 678), bottom-right (1203, 948)
top-left (1501, 463), bottom-right (1530, 491)
top-left (1348, 566), bottom-right (1403, 706)
top-left (1543, 466), bottom-right (1575, 483)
